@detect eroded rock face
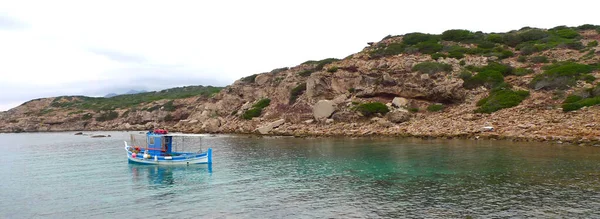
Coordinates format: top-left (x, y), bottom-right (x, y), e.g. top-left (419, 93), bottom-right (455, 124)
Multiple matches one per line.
top-left (386, 110), bottom-right (411, 123)
top-left (257, 119), bottom-right (285, 134)
top-left (313, 100), bottom-right (336, 120)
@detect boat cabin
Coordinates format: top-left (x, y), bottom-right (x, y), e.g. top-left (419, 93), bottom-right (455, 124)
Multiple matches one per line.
top-left (146, 129), bottom-right (172, 156)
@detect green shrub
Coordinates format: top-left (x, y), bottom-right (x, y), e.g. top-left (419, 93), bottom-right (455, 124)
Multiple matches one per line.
top-left (561, 41), bottom-right (584, 50)
top-left (475, 89), bottom-right (530, 113)
top-left (476, 62), bottom-right (514, 76)
top-left (370, 43), bottom-right (406, 58)
top-left (427, 104), bottom-right (444, 112)
top-left (415, 41), bottom-right (443, 54)
top-left (530, 56), bottom-right (549, 63)
top-left (327, 66), bottom-right (338, 73)
top-left (298, 69), bottom-right (316, 77)
top-left (463, 70), bottom-right (505, 89)
top-left (241, 74), bottom-right (258, 83)
top-left (459, 70), bottom-right (472, 80)
top-left (412, 62), bottom-right (453, 74)
top-left (478, 41), bottom-right (496, 49)
top-left (530, 62), bottom-right (597, 90)
top-left (162, 100), bottom-right (176, 112)
top-left (497, 50), bottom-right (514, 59)
top-left (459, 60), bottom-right (466, 66)
top-left (253, 98), bottom-right (271, 108)
top-left (514, 68), bottom-right (534, 76)
top-left (270, 67), bottom-right (289, 74)
top-left (448, 51), bottom-right (465, 59)
top-left (486, 34), bottom-right (504, 43)
top-left (562, 96), bottom-right (600, 112)
top-left (588, 41), bottom-right (599, 47)
top-left (553, 28), bottom-right (579, 39)
top-left (81, 113), bottom-right (93, 120)
top-left (441, 29), bottom-right (475, 42)
top-left (289, 83), bottom-right (307, 104)
top-left (519, 45), bottom-right (539, 55)
top-left (403, 33), bottom-right (440, 45)
top-left (518, 29), bottom-right (548, 42)
top-left (355, 102), bottom-right (390, 117)
top-left (517, 56), bottom-right (528, 62)
top-left (502, 34), bottom-right (522, 47)
top-left (242, 107), bottom-right (263, 120)
top-left (431, 53), bottom-right (447, 60)
top-left (96, 111), bottom-right (119, 122)
top-left (300, 58), bottom-right (340, 74)
top-left (564, 95), bottom-right (583, 103)
top-left (577, 24), bottom-right (600, 30)
top-left (408, 107), bottom-right (419, 113)
top-left (581, 74), bottom-right (596, 83)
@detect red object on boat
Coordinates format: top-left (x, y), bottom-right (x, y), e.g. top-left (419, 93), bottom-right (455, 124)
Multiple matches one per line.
top-left (154, 129), bottom-right (168, 134)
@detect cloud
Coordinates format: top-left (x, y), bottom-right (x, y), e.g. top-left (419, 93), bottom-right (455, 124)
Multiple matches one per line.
top-left (0, 14), bottom-right (28, 30)
top-left (88, 48), bottom-right (146, 64)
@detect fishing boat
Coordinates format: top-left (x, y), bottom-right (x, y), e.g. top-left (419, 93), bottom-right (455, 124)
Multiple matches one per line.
top-left (124, 129), bottom-right (212, 165)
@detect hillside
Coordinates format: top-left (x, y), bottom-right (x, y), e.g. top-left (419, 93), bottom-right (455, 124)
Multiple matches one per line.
top-left (2, 25), bottom-right (600, 144)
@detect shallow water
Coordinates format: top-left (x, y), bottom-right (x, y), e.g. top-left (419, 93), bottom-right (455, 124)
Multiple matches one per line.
top-left (1, 132), bottom-right (599, 218)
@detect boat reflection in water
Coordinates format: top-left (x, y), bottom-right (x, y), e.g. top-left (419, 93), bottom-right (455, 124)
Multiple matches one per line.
top-left (128, 163), bottom-right (212, 186)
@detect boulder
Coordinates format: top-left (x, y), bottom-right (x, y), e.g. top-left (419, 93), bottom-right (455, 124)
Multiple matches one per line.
top-left (313, 100), bottom-right (336, 120)
top-left (392, 97), bottom-right (409, 108)
top-left (257, 119), bottom-right (286, 134)
top-left (386, 110), bottom-right (411, 123)
top-left (202, 118), bottom-right (221, 133)
top-left (371, 117), bottom-right (393, 127)
top-left (254, 74), bottom-right (271, 85)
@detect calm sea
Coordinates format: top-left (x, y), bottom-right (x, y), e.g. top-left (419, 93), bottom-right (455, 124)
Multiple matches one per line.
top-left (1, 132), bottom-right (599, 218)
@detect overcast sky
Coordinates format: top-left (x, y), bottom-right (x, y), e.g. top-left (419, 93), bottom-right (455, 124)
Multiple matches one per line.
top-left (1, 0), bottom-right (598, 111)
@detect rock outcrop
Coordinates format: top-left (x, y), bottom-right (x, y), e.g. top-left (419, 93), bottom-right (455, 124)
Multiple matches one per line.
top-left (313, 100), bottom-right (336, 120)
top-left (2, 26), bottom-right (600, 145)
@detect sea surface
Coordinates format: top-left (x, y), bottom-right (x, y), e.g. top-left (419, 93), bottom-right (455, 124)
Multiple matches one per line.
top-left (1, 132), bottom-right (599, 218)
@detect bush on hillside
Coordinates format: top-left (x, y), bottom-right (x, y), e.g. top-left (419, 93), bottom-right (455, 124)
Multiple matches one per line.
top-left (553, 28), bottom-right (579, 39)
top-left (529, 62), bottom-right (597, 90)
top-left (402, 33), bottom-right (440, 45)
top-left (588, 41), bottom-right (599, 47)
top-left (355, 102), bottom-right (390, 117)
top-left (253, 98), bottom-right (271, 109)
top-left (81, 113), bottom-right (93, 120)
top-left (441, 29), bottom-right (475, 42)
top-left (242, 108), bottom-right (262, 120)
top-left (289, 83), bottom-right (307, 104)
top-left (486, 34), bottom-right (504, 43)
top-left (530, 56), bottom-right (549, 63)
top-left (514, 68), bottom-right (534, 76)
top-left (242, 74), bottom-right (258, 83)
top-left (519, 45), bottom-right (539, 55)
top-left (475, 89), bottom-right (530, 113)
top-left (427, 104), bottom-right (444, 112)
top-left (431, 53), bottom-right (447, 60)
top-left (415, 41), bottom-right (443, 54)
top-left (518, 29), bottom-right (548, 42)
top-left (463, 70), bottom-right (505, 89)
top-left (370, 43), bottom-right (406, 58)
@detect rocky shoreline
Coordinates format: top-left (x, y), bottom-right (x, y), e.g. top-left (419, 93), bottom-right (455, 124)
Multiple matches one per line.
top-left (2, 27), bottom-right (600, 146)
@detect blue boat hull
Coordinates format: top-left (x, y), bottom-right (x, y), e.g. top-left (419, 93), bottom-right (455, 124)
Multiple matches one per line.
top-left (125, 142), bottom-right (212, 165)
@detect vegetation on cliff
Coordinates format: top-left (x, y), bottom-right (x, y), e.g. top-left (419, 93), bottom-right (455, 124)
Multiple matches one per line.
top-left (50, 85), bottom-right (222, 111)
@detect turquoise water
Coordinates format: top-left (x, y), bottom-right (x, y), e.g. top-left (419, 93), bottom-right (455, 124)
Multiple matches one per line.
top-left (1, 132), bottom-right (600, 218)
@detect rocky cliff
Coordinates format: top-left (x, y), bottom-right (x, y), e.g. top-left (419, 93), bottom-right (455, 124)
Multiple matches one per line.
top-left (2, 25), bottom-right (600, 144)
